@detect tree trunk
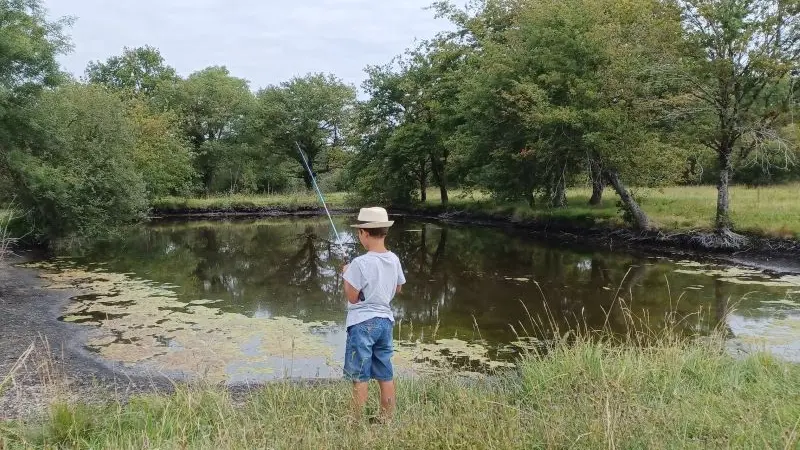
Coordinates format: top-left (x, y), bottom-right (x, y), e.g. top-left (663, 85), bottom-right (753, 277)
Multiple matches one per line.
top-left (715, 149), bottom-right (733, 232)
top-left (605, 169), bottom-right (650, 230)
top-left (589, 159), bottom-right (605, 206)
top-left (419, 160), bottom-right (427, 203)
top-left (551, 176), bottom-right (567, 208)
top-left (430, 154), bottom-right (448, 207)
top-left (525, 191), bottom-right (535, 208)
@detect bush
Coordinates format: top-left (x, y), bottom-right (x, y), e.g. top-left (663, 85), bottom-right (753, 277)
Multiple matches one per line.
top-left (6, 84), bottom-right (148, 241)
top-left (127, 100), bottom-right (196, 198)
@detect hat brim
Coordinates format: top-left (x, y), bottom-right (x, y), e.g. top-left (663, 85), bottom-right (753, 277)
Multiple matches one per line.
top-left (350, 221), bottom-right (394, 229)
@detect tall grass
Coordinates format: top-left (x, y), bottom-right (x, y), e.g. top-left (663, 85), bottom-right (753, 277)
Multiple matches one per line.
top-left (0, 206), bottom-right (22, 263)
top-left (3, 303), bottom-right (799, 449)
top-left (153, 192), bottom-right (350, 212)
top-left (3, 338), bottom-right (798, 448)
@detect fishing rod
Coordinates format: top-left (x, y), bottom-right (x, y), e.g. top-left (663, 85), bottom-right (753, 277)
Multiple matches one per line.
top-left (295, 142), bottom-right (341, 242)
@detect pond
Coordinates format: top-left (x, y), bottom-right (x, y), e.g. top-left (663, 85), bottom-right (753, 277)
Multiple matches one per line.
top-left (25, 217), bottom-right (800, 383)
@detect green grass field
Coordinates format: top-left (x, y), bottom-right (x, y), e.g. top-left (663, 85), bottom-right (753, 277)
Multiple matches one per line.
top-left (154, 184), bottom-right (800, 239)
top-left (154, 192), bottom-right (351, 212)
top-left (3, 334), bottom-right (798, 449)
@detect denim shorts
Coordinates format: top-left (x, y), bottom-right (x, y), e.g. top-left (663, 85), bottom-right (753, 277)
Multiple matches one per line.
top-left (343, 317), bottom-right (394, 382)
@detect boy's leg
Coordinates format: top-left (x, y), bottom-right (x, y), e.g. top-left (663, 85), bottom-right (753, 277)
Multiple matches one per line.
top-left (377, 380), bottom-right (396, 418)
top-left (371, 318), bottom-right (396, 420)
top-left (352, 382), bottom-right (369, 417)
top-left (344, 320), bottom-right (376, 419)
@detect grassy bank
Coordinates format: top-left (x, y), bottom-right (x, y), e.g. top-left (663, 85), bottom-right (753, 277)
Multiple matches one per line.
top-left (154, 192), bottom-right (350, 212)
top-left (1, 336), bottom-right (798, 449)
top-left (421, 184), bottom-right (800, 239)
top-left (153, 184), bottom-right (800, 239)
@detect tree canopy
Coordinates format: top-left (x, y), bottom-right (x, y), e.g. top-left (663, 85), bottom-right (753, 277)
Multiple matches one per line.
top-left (1, 0), bottom-right (799, 244)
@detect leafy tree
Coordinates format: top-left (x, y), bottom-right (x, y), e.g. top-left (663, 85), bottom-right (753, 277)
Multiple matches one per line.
top-left (401, 41), bottom-right (466, 206)
top-left (349, 39), bottom-right (467, 207)
top-left (347, 65), bottom-right (417, 204)
top-left (444, 0), bottom-right (686, 228)
top-left (0, 0), bottom-right (71, 144)
top-left (6, 84), bottom-right (148, 240)
top-left (126, 100), bottom-right (195, 198)
top-left (163, 66), bottom-right (255, 191)
top-left (85, 46), bottom-right (177, 98)
top-left (678, 0), bottom-right (800, 242)
top-left (252, 73), bottom-right (356, 190)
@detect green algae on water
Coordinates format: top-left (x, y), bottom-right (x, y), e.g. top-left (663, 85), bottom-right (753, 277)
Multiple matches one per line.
top-left (26, 261), bottom-right (337, 383)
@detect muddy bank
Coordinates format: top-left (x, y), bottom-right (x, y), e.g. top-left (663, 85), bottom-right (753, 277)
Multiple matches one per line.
top-left (151, 206), bottom-right (800, 274)
top-left (0, 256), bottom-right (348, 419)
top-left (0, 255), bottom-right (179, 419)
top-left (419, 209), bottom-right (800, 271)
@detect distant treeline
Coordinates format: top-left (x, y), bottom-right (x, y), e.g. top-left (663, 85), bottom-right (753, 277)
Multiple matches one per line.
top-left (0, 0), bottom-right (798, 243)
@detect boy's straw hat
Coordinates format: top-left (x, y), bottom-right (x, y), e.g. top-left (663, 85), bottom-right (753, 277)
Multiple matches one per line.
top-left (351, 207), bottom-right (394, 228)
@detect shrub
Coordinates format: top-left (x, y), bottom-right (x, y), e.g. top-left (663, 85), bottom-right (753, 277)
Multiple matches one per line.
top-left (6, 84), bottom-right (148, 241)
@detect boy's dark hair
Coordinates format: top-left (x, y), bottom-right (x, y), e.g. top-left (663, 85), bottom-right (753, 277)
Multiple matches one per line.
top-left (361, 227), bottom-right (389, 238)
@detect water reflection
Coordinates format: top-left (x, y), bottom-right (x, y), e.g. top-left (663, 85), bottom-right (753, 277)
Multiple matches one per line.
top-left (50, 216), bottom-right (800, 378)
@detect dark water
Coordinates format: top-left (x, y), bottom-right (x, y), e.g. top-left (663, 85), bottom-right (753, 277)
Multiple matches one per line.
top-left (45, 217), bottom-right (800, 381)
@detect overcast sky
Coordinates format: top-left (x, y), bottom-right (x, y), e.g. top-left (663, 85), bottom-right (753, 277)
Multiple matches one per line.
top-left (45, 0), bottom-right (448, 91)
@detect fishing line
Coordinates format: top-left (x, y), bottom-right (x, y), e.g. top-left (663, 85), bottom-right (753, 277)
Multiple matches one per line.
top-left (296, 142), bottom-right (341, 241)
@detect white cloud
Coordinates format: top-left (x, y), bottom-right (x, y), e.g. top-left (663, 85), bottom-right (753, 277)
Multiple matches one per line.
top-left (44, 0), bottom-right (449, 91)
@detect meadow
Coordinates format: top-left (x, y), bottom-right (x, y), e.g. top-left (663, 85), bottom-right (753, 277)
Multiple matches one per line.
top-left (153, 184), bottom-right (800, 239)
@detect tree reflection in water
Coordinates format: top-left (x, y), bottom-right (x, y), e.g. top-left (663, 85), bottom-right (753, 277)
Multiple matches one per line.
top-left (66, 217), bottom-right (795, 350)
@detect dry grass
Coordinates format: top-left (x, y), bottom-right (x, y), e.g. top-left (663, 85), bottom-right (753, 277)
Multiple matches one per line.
top-left (423, 184), bottom-right (800, 239)
top-left (153, 184), bottom-right (800, 239)
top-left (2, 298), bottom-right (800, 450)
top-left (153, 192), bottom-right (350, 212)
top-left (0, 207), bottom-right (22, 262)
top-left (2, 336), bottom-right (798, 449)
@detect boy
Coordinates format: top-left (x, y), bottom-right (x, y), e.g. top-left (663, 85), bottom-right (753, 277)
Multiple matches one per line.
top-left (341, 207), bottom-right (405, 422)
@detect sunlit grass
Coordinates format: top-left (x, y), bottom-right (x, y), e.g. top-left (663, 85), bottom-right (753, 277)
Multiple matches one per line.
top-left (153, 183), bottom-right (800, 239)
top-left (3, 333), bottom-right (799, 449)
top-left (424, 184), bottom-right (800, 238)
top-left (153, 192), bottom-right (350, 212)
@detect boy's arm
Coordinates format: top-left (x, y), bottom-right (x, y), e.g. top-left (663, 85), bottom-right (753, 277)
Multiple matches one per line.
top-left (342, 263), bottom-right (362, 304)
top-left (395, 260), bottom-right (406, 294)
top-left (344, 280), bottom-right (360, 304)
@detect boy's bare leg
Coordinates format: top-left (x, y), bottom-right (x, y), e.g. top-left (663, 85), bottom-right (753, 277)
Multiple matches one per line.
top-left (351, 382), bottom-right (369, 418)
top-left (377, 380), bottom-right (396, 420)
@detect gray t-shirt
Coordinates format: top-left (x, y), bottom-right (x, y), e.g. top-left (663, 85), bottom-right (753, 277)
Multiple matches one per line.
top-left (343, 251), bottom-right (406, 328)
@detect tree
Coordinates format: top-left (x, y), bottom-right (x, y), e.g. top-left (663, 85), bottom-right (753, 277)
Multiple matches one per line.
top-left (402, 41), bottom-right (466, 206)
top-left (447, 0), bottom-right (685, 227)
top-left (5, 84), bottom-right (148, 240)
top-left (0, 0), bottom-right (71, 144)
top-left (349, 38), bottom-right (468, 207)
top-left (678, 0), bottom-right (800, 243)
top-left (85, 46), bottom-right (177, 98)
top-left (126, 99), bottom-right (196, 198)
top-left (252, 73), bottom-right (356, 190)
top-left (164, 66), bottom-right (254, 191)
top-left (348, 65), bottom-right (420, 204)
